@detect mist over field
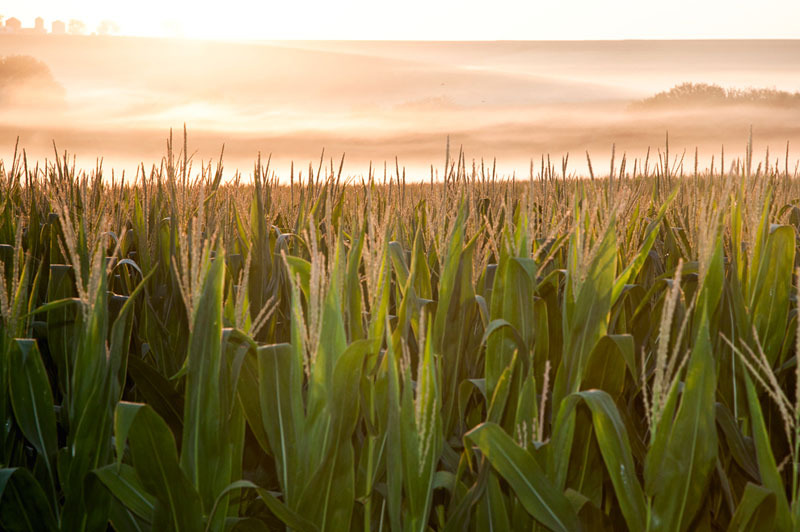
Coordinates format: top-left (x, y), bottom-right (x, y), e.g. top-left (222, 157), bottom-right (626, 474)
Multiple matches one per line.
top-left (2, 35), bottom-right (800, 178)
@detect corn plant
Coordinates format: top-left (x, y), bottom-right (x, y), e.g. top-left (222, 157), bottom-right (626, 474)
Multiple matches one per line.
top-left (0, 134), bottom-right (799, 530)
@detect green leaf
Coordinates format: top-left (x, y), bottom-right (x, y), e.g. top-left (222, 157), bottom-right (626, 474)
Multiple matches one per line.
top-left (62, 263), bottom-right (116, 531)
top-left (45, 264), bottom-right (79, 398)
top-left (400, 317), bottom-right (442, 532)
top-left (0, 467), bottom-right (59, 531)
top-left (486, 253), bottom-right (535, 400)
top-left (465, 422), bottom-right (581, 532)
top-left (574, 390), bottom-right (647, 532)
top-left (384, 333), bottom-right (403, 532)
top-left (255, 488), bottom-right (319, 532)
top-left (486, 350), bottom-right (517, 425)
top-left (257, 343), bottom-right (303, 505)
top-left (109, 268), bottom-right (156, 400)
top-left (8, 339), bottom-right (58, 493)
top-left (305, 256), bottom-right (348, 429)
top-left (180, 250), bottom-right (234, 526)
top-left (474, 472), bottom-right (511, 531)
top-left (297, 339), bottom-right (371, 530)
top-left (554, 218), bottom-right (617, 409)
top-left (582, 335), bottom-right (633, 399)
top-left (126, 356), bottom-right (184, 435)
top-left (433, 198), bottom-right (467, 355)
top-left (107, 496), bottom-right (150, 532)
top-left (693, 233), bottom-right (724, 335)
top-left (236, 350), bottom-right (271, 454)
top-left (727, 482), bottom-right (776, 532)
top-left (228, 517), bottom-right (271, 532)
top-left (284, 256), bottom-right (311, 301)
top-left (715, 403), bottom-right (760, 481)
top-left (122, 403), bottom-right (204, 532)
top-left (204, 480), bottom-right (256, 532)
top-left (345, 236), bottom-right (366, 341)
top-left (611, 187), bottom-right (676, 305)
top-left (743, 375), bottom-right (792, 532)
top-left (649, 319), bottom-right (718, 532)
top-left (746, 224), bottom-right (795, 366)
top-left (93, 463), bottom-right (156, 521)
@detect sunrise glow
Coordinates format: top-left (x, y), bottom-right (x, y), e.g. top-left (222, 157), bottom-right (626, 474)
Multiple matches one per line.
top-left (4, 0), bottom-right (800, 40)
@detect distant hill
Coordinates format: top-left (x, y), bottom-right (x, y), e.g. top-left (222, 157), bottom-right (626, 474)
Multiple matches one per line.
top-left (636, 82), bottom-right (800, 108)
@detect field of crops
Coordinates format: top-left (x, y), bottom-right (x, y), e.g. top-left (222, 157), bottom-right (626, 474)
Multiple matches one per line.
top-left (0, 137), bottom-right (799, 531)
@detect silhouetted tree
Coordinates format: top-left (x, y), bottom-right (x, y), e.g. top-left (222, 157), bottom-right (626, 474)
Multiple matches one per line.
top-left (0, 55), bottom-right (65, 108)
top-left (68, 19), bottom-right (86, 35)
top-left (97, 20), bottom-right (120, 36)
top-left (637, 82), bottom-right (800, 108)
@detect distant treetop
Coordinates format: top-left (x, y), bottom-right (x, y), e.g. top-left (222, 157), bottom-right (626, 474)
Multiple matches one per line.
top-left (0, 55), bottom-right (65, 108)
top-left (636, 82), bottom-right (800, 108)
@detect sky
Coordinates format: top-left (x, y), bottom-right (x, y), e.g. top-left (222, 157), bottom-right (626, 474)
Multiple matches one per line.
top-left (3, 0), bottom-right (800, 40)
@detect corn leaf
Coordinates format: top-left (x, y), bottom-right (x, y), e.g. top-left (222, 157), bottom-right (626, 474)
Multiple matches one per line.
top-left (465, 422), bottom-right (581, 532)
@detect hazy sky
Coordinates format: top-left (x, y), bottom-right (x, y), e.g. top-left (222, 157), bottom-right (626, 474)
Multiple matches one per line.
top-left (4, 0), bottom-right (800, 40)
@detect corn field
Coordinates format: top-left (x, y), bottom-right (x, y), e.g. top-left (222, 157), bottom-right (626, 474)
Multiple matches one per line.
top-left (0, 135), bottom-right (799, 531)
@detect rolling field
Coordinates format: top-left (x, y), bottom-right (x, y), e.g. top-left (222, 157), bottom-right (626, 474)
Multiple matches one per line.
top-left (3, 36), bottom-right (800, 176)
top-left (0, 135), bottom-right (799, 531)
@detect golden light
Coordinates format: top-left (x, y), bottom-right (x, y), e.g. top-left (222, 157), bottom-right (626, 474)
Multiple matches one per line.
top-left (5, 0), bottom-right (800, 40)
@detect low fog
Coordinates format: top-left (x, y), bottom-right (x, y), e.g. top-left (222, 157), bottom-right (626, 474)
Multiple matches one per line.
top-left (1, 36), bottom-right (799, 179)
